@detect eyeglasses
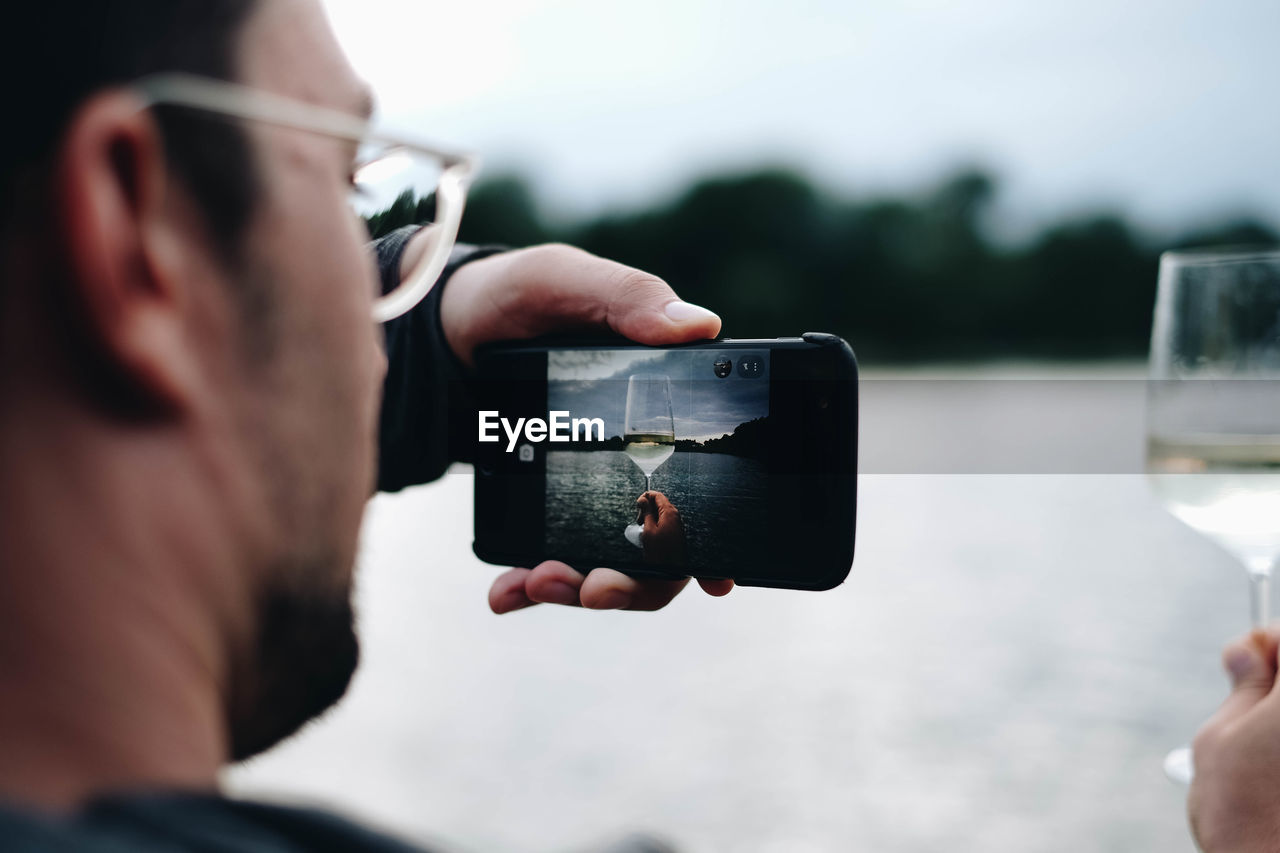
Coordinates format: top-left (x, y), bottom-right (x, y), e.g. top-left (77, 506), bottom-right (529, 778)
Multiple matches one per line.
top-left (132, 73), bottom-right (480, 323)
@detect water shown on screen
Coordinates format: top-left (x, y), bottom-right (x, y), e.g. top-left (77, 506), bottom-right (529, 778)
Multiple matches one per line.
top-left (546, 349), bottom-right (770, 572)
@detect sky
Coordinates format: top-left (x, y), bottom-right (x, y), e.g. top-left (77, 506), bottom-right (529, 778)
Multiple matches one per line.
top-left (548, 349), bottom-right (770, 440)
top-left (322, 0), bottom-right (1280, 240)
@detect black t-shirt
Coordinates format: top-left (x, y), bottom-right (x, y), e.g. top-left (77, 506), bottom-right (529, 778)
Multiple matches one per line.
top-left (0, 791), bottom-right (431, 852)
top-left (375, 227), bottom-right (506, 492)
top-left (0, 794), bottom-right (676, 852)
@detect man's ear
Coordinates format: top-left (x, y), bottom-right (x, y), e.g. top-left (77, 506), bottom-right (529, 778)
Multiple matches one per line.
top-left (53, 91), bottom-right (207, 417)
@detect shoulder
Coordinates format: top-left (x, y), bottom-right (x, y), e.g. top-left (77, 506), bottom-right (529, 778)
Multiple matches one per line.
top-left (0, 792), bottom-right (432, 853)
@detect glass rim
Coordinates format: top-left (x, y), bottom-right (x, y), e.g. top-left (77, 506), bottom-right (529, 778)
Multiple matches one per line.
top-left (1160, 244), bottom-right (1280, 266)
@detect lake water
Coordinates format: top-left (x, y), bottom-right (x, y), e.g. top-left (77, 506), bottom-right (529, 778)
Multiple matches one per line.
top-left (547, 450), bottom-right (769, 571)
top-left (227, 363), bottom-right (1249, 852)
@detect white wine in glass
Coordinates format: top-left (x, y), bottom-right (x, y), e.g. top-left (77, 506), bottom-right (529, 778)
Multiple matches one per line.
top-left (1146, 247), bottom-right (1280, 784)
top-left (623, 432), bottom-right (676, 486)
top-left (1149, 438), bottom-right (1280, 579)
top-left (623, 374), bottom-right (675, 547)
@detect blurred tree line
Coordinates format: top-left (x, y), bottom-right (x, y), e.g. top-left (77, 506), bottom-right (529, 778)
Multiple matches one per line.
top-left (366, 169), bottom-right (1278, 361)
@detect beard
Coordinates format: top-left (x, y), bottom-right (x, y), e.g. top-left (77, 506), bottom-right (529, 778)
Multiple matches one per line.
top-left (226, 572), bottom-right (360, 762)
top-left (215, 235), bottom-right (380, 762)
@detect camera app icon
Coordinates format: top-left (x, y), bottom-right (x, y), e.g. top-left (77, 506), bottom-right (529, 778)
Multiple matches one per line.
top-left (517, 443), bottom-right (535, 463)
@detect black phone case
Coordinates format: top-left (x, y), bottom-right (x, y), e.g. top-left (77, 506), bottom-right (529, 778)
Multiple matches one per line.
top-left (472, 333), bottom-right (858, 590)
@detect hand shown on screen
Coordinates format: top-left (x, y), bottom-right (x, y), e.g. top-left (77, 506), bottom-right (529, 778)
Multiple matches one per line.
top-left (1188, 626), bottom-right (1280, 853)
top-left (635, 490), bottom-right (687, 567)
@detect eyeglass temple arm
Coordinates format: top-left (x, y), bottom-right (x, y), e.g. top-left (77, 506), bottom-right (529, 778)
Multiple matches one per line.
top-left (133, 72), bottom-right (476, 168)
top-left (131, 72), bottom-right (479, 323)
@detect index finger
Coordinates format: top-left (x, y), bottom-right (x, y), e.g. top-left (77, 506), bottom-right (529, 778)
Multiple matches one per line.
top-left (580, 567), bottom-right (691, 611)
top-left (644, 490), bottom-right (677, 515)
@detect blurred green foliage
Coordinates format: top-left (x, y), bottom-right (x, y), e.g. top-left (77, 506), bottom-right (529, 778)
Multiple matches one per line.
top-left (365, 169), bottom-right (1277, 362)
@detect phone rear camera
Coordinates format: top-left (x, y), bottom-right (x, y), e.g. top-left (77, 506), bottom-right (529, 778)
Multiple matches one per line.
top-left (737, 356), bottom-right (764, 378)
top-left (713, 357), bottom-right (733, 378)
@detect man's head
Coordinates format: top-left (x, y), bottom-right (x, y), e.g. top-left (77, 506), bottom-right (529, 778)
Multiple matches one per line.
top-left (1, 0), bottom-right (386, 761)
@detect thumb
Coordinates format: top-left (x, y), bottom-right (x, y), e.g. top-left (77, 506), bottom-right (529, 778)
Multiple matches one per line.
top-left (440, 245), bottom-right (721, 366)
top-left (1213, 630), bottom-right (1280, 726)
top-left (570, 258), bottom-right (720, 346)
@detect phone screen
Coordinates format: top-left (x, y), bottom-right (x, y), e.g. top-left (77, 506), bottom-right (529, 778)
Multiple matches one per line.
top-left (544, 348), bottom-right (771, 573)
top-left (474, 336), bottom-right (857, 589)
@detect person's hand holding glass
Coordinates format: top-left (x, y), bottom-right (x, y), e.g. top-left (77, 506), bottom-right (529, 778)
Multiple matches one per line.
top-left (1146, 247), bottom-right (1280, 784)
top-left (623, 374), bottom-right (676, 549)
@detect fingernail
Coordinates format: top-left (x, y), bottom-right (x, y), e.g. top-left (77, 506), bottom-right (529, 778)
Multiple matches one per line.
top-left (541, 581), bottom-right (580, 606)
top-left (664, 300), bottom-right (719, 324)
top-left (593, 589), bottom-right (632, 610)
top-left (1227, 647), bottom-right (1257, 681)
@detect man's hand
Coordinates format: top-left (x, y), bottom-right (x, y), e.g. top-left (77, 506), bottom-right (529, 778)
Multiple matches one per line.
top-left (636, 490), bottom-right (687, 566)
top-left (1189, 626), bottom-right (1280, 852)
top-left (433, 242), bottom-right (734, 613)
top-left (438, 243), bottom-right (723, 367)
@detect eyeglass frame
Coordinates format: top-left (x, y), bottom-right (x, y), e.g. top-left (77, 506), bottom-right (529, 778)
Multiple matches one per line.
top-left (131, 72), bottom-right (481, 323)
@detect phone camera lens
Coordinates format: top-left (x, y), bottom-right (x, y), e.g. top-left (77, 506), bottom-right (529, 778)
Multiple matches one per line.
top-left (713, 357), bottom-right (733, 378)
top-left (737, 356), bottom-right (764, 378)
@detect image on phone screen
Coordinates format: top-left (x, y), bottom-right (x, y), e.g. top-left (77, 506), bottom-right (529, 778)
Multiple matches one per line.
top-left (546, 348), bottom-right (770, 573)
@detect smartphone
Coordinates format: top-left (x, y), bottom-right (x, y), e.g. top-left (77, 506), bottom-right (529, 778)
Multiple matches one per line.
top-left (471, 333), bottom-right (857, 590)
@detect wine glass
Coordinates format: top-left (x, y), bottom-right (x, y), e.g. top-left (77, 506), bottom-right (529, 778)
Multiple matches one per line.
top-left (622, 374), bottom-right (675, 548)
top-left (1146, 247), bottom-right (1280, 784)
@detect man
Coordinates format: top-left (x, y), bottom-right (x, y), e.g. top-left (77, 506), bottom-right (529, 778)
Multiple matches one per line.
top-left (0, 0), bottom-right (729, 847)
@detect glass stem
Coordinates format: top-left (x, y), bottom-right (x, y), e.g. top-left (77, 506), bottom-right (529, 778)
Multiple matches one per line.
top-left (644, 474), bottom-right (651, 492)
top-left (1250, 571), bottom-right (1271, 629)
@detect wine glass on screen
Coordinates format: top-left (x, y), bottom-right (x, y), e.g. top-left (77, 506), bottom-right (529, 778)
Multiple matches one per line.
top-left (622, 374), bottom-right (675, 548)
top-left (1146, 247), bottom-right (1280, 784)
